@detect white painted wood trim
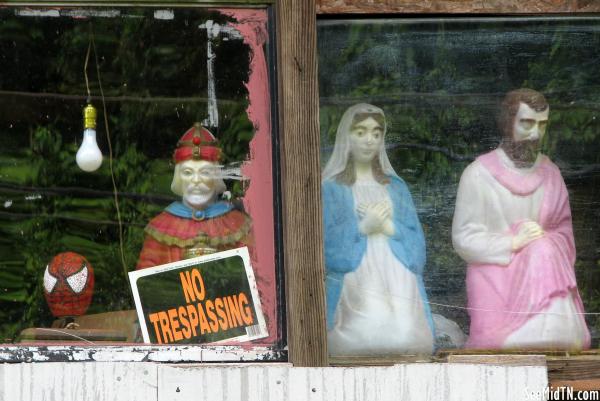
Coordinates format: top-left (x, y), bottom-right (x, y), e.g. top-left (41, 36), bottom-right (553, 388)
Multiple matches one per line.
top-left (0, 345), bottom-right (285, 363)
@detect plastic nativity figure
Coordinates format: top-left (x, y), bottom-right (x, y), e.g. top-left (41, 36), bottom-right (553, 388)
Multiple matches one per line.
top-left (452, 88), bottom-right (590, 350)
top-left (137, 123), bottom-right (252, 269)
top-left (322, 103), bottom-right (434, 356)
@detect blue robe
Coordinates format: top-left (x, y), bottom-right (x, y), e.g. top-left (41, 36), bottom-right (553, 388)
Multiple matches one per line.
top-left (322, 175), bottom-right (434, 333)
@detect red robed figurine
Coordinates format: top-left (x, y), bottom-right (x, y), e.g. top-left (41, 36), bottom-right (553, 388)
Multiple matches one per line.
top-left (136, 123), bottom-right (253, 269)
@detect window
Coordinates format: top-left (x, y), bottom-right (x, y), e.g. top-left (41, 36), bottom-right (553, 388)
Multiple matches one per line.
top-left (319, 17), bottom-right (600, 359)
top-left (0, 4), bottom-right (285, 362)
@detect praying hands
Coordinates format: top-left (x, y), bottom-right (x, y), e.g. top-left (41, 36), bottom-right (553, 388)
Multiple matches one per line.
top-left (357, 200), bottom-right (394, 236)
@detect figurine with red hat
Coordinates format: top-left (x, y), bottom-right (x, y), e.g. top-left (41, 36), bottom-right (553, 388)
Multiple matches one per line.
top-left (136, 123), bottom-right (253, 269)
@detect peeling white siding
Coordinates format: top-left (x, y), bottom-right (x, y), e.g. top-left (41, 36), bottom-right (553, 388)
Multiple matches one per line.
top-left (0, 345), bottom-right (283, 363)
top-left (2, 362), bottom-right (157, 401)
top-left (1, 362), bottom-right (547, 401)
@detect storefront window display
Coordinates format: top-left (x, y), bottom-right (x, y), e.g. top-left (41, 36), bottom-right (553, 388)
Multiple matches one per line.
top-left (0, 5), bottom-right (283, 358)
top-left (319, 17), bottom-right (600, 357)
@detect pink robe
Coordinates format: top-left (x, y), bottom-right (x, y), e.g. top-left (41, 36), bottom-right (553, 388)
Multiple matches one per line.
top-left (454, 149), bottom-right (590, 349)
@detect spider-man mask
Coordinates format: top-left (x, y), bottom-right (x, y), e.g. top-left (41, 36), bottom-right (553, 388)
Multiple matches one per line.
top-left (43, 252), bottom-right (95, 317)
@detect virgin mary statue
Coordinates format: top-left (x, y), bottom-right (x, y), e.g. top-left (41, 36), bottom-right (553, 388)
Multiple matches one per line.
top-left (322, 103), bottom-right (434, 356)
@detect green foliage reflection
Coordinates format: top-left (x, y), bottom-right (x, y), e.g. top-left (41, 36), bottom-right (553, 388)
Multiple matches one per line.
top-left (0, 8), bottom-right (255, 341)
top-left (318, 18), bottom-right (600, 344)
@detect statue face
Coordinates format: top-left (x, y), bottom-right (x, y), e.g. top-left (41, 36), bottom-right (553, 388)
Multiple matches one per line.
top-left (179, 159), bottom-right (218, 210)
top-left (512, 102), bottom-right (549, 143)
top-left (349, 116), bottom-right (383, 165)
top-left (506, 102), bottom-right (549, 165)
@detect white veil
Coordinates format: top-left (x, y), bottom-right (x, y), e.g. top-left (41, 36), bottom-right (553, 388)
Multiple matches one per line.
top-left (321, 103), bottom-right (398, 183)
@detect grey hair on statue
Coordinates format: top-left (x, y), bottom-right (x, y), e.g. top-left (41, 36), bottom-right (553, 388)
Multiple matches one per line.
top-left (321, 103), bottom-right (398, 183)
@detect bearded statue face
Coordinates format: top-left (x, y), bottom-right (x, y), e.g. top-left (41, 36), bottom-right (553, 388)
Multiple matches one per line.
top-left (504, 102), bottom-right (549, 167)
top-left (512, 101), bottom-right (548, 144)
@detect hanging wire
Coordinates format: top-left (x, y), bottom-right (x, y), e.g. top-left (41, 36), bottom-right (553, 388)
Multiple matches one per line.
top-left (328, 275), bottom-right (600, 316)
top-left (83, 39), bottom-right (92, 102)
top-left (83, 24), bottom-right (129, 283)
top-left (33, 328), bottom-right (95, 344)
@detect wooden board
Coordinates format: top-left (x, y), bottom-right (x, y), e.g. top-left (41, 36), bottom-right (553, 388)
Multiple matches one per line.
top-left (547, 355), bottom-right (600, 381)
top-left (550, 379), bottom-right (600, 391)
top-left (316, 0), bottom-right (600, 14)
top-left (155, 363), bottom-right (548, 401)
top-left (277, 0), bottom-right (328, 366)
top-left (0, 362), bottom-right (549, 400)
top-left (0, 362), bottom-right (158, 401)
top-left (447, 354), bottom-right (546, 367)
top-left (19, 328), bottom-right (129, 343)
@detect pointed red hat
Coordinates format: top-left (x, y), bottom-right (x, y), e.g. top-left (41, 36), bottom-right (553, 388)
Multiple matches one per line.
top-left (173, 123), bottom-right (221, 163)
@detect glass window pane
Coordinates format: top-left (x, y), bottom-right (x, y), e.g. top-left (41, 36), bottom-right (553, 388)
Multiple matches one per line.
top-left (0, 6), bottom-right (281, 351)
top-left (318, 17), bottom-right (600, 357)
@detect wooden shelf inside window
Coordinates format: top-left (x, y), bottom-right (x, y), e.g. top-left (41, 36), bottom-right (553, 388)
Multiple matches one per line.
top-left (17, 310), bottom-right (140, 344)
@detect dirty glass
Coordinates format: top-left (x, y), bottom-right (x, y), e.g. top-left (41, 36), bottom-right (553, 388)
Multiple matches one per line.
top-left (318, 17), bottom-right (600, 357)
top-left (0, 6), bottom-right (281, 352)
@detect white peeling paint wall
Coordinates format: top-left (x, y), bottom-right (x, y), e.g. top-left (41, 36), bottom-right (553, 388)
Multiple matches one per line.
top-left (0, 362), bottom-right (157, 401)
top-left (0, 363), bottom-right (548, 401)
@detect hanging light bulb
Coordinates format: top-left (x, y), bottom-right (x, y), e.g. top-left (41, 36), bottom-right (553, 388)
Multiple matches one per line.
top-left (76, 103), bottom-right (103, 172)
